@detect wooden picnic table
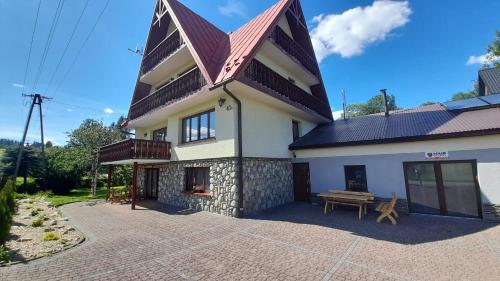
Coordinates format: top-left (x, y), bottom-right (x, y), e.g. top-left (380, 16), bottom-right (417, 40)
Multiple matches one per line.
top-left (318, 190), bottom-right (374, 220)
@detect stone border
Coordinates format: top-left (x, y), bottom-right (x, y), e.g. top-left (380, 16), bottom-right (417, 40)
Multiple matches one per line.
top-left (0, 203), bottom-right (90, 267)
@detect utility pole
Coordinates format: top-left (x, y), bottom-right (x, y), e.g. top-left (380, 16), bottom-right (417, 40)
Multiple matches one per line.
top-left (14, 94), bottom-right (51, 180)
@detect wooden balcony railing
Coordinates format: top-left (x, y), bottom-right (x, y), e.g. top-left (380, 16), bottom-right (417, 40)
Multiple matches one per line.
top-left (129, 67), bottom-right (207, 120)
top-left (141, 30), bottom-right (183, 75)
top-left (244, 59), bottom-right (331, 119)
top-left (99, 139), bottom-right (171, 164)
top-left (269, 26), bottom-right (319, 76)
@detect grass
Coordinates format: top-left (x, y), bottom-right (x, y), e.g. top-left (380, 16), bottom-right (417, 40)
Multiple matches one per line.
top-left (0, 245), bottom-right (11, 264)
top-left (16, 186), bottom-right (126, 207)
top-left (31, 217), bottom-right (44, 227)
top-left (42, 232), bottom-right (59, 241)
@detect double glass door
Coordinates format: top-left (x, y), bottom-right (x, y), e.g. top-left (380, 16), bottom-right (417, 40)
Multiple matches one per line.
top-left (404, 161), bottom-right (482, 218)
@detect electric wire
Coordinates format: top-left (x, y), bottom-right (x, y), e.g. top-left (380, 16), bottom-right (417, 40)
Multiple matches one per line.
top-left (52, 0), bottom-right (112, 97)
top-left (32, 0), bottom-right (66, 91)
top-left (21, 0), bottom-right (42, 94)
top-left (44, 0), bottom-right (91, 94)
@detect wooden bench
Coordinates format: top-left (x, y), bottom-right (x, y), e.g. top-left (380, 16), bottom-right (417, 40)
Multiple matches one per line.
top-left (319, 190), bottom-right (375, 220)
top-left (109, 188), bottom-right (131, 204)
top-left (375, 193), bottom-right (399, 225)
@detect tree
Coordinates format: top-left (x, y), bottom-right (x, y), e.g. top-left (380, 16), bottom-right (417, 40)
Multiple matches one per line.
top-left (485, 31), bottom-right (500, 68)
top-left (1, 147), bottom-right (41, 188)
top-left (345, 94), bottom-right (399, 118)
top-left (38, 147), bottom-right (80, 194)
top-left (45, 141), bottom-right (53, 148)
top-left (451, 82), bottom-right (479, 101)
top-left (67, 119), bottom-right (123, 195)
top-left (420, 101), bottom-right (438, 106)
top-left (109, 116), bottom-right (131, 140)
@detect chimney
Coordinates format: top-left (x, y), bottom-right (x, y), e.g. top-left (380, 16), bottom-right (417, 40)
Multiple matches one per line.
top-left (380, 89), bottom-right (389, 117)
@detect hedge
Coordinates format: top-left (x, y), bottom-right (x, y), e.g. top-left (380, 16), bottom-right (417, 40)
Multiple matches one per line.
top-left (0, 180), bottom-right (15, 244)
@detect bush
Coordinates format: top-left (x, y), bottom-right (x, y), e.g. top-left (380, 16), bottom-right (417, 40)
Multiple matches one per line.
top-left (38, 147), bottom-right (81, 195)
top-left (0, 245), bottom-right (11, 264)
top-left (42, 232), bottom-right (59, 241)
top-left (0, 181), bottom-right (15, 244)
top-left (31, 217), bottom-right (44, 227)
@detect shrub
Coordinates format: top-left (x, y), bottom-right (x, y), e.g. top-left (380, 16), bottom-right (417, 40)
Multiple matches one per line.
top-left (0, 245), bottom-right (11, 264)
top-left (0, 180), bottom-right (16, 244)
top-left (31, 209), bottom-right (39, 216)
top-left (42, 232), bottom-right (59, 241)
top-left (31, 217), bottom-right (44, 227)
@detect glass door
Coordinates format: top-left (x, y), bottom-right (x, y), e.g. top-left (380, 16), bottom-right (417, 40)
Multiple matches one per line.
top-left (404, 161), bottom-right (482, 218)
top-left (404, 163), bottom-right (441, 215)
top-left (441, 163), bottom-right (481, 218)
top-left (145, 169), bottom-right (159, 199)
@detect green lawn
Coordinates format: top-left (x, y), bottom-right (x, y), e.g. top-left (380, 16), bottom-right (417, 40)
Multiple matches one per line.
top-left (16, 186), bottom-right (126, 207)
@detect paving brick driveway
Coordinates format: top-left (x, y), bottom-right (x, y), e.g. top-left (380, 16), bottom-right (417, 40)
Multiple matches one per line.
top-left (1, 201), bottom-right (500, 281)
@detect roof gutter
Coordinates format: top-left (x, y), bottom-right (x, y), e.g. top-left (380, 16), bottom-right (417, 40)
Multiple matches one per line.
top-left (211, 79), bottom-right (244, 218)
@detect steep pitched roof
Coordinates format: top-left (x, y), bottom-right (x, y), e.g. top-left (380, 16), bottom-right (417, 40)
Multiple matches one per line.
top-left (290, 104), bottom-right (500, 149)
top-left (479, 67), bottom-right (500, 95)
top-left (215, 0), bottom-right (292, 83)
top-left (164, 0), bottom-right (229, 84)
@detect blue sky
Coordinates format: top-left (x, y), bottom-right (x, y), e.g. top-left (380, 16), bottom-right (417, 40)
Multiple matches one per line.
top-left (0, 0), bottom-right (498, 145)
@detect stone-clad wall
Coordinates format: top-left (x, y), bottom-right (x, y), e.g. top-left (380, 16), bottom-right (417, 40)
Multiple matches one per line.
top-left (137, 157), bottom-right (293, 217)
top-left (243, 158), bottom-right (293, 214)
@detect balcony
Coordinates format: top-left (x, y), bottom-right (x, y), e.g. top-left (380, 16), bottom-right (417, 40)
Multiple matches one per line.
top-left (269, 26), bottom-right (319, 77)
top-left (99, 139), bottom-right (171, 164)
top-left (141, 30), bottom-right (184, 75)
top-left (129, 67), bottom-right (207, 121)
top-left (244, 59), bottom-right (331, 119)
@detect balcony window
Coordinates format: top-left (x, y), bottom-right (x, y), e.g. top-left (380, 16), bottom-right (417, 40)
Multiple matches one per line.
top-left (182, 109), bottom-right (215, 143)
top-left (152, 127), bottom-right (167, 141)
top-left (185, 167), bottom-right (210, 193)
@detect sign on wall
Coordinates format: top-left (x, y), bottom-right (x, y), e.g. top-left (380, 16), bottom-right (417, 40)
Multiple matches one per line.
top-left (425, 151), bottom-right (449, 159)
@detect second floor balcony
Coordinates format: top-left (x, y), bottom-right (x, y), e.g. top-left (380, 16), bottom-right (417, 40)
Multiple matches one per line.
top-left (129, 67), bottom-right (207, 121)
top-left (98, 139), bottom-right (171, 165)
top-left (244, 59), bottom-right (332, 120)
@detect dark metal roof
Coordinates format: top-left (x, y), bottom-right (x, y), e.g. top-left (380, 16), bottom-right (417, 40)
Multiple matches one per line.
top-left (290, 104), bottom-right (500, 150)
top-left (479, 67), bottom-right (500, 95)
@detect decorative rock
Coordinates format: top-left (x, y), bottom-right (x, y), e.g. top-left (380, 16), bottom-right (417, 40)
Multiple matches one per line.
top-left (17, 237), bottom-right (32, 242)
top-left (22, 215), bottom-right (31, 220)
top-left (50, 220), bottom-right (57, 226)
top-left (59, 217), bottom-right (69, 221)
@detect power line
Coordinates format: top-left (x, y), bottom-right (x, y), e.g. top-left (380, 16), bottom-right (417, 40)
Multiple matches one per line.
top-left (44, 0), bottom-right (91, 94)
top-left (32, 0), bottom-right (66, 91)
top-left (53, 0), bottom-right (112, 97)
top-left (21, 0), bottom-right (42, 94)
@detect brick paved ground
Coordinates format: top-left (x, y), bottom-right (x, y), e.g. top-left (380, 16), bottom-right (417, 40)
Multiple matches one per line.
top-left (1, 201), bottom-right (499, 281)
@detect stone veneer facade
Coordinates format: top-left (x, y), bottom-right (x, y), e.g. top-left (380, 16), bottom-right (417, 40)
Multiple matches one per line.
top-left (137, 157), bottom-right (293, 217)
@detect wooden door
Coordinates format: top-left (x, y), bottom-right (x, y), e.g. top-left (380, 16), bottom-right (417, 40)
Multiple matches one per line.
top-left (293, 163), bottom-right (311, 202)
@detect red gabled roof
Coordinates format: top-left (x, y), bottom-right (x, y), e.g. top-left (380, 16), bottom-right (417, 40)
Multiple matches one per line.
top-left (164, 0), bottom-right (292, 85)
top-left (165, 0), bottom-right (229, 84)
top-left (215, 0), bottom-right (292, 84)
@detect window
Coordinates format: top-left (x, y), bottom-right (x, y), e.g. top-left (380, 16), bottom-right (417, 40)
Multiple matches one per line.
top-left (185, 167), bottom-right (210, 193)
top-left (344, 165), bottom-right (368, 192)
top-left (152, 127), bottom-right (167, 141)
top-left (292, 120), bottom-right (300, 141)
top-left (182, 109), bottom-right (215, 143)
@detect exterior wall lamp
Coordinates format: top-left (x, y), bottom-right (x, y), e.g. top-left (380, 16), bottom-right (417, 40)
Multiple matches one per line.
top-left (218, 97), bottom-right (226, 107)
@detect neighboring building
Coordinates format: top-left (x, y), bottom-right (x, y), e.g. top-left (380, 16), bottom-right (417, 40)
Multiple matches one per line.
top-left (99, 0), bottom-right (331, 217)
top-left (479, 67), bottom-right (500, 96)
top-left (100, 0), bottom-right (500, 221)
top-left (290, 102), bottom-right (500, 221)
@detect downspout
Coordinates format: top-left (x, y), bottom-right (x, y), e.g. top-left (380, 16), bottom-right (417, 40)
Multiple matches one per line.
top-left (221, 82), bottom-right (244, 218)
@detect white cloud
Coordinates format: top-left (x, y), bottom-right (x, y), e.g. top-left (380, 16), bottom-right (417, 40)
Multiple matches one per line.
top-left (66, 108), bottom-right (74, 112)
top-left (12, 83), bottom-right (25, 88)
top-left (332, 110), bottom-right (343, 120)
top-left (466, 53), bottom-right (499, 65)
top-left (104, 108), bottom-right (114, 115)
top-left (218, 0), bottom-right (246, 18)
top-left (310, 0), bottom-right (412, 62)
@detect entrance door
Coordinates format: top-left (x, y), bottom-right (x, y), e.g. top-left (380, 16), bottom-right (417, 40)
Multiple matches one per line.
top-left (293, 163), bottom-right (311, 202)
top-left (145, 168), bottom-right (159, 199)
top-left (404, 161), bottom-right (482, 218)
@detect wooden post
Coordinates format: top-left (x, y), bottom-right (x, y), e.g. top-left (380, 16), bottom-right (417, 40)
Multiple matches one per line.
top-left (107, 165), bottom-right (113, 201)
top-left (132, 162), bottom-right (138, 210)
